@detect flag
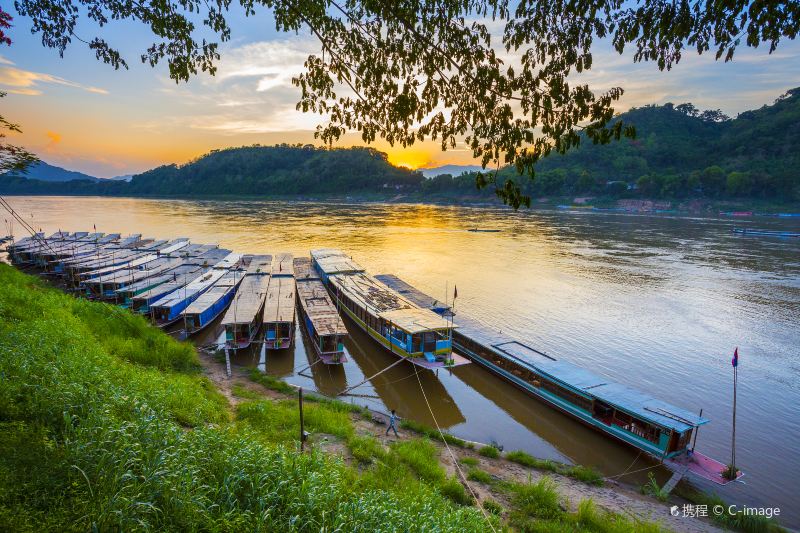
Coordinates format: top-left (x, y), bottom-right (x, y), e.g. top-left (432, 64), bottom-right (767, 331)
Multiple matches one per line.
top-left (453, 285), bottom-right (458, 299)
top-left (731, 347), bottom-right (739, 368)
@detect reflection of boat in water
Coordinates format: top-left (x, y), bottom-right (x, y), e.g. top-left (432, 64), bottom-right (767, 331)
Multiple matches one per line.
top-left (310, 249), bottom-right (468, 369)
top-left (296, 324), bottom-right (347, 396)
top-left (341, 313), bottom-right (466, 428)
top-left (467, 228), bottom-right (501, 233)
top-left (294, 257), bottom-right (348, 364)
top-left (263, 253), bottom-right (296, 350)
top-left (376, 275), bottom-right (737, 484)
top-left (221, 255), bottom-right (272, 350)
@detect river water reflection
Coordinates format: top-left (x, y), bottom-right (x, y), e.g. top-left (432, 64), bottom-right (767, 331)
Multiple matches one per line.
top-left (5, 196), bottom-right (799, 526)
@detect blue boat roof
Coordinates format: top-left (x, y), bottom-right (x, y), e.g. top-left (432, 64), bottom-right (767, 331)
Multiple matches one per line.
top-left (382, 276), bottom-right (709, 433)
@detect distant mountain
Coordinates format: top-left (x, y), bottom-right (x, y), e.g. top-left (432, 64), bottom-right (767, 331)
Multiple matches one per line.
top-left (4, 161), bottom-right (99, 182)
top-left (108, 174), bottom-right (134, 182)
top-left (420, 165), bottom-right (484, 177)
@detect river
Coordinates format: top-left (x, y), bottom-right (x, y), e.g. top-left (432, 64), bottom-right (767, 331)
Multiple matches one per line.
top-left (3, 196), bottom-right (799, 526)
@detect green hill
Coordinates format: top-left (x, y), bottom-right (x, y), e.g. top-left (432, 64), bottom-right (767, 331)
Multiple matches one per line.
top-left (486, 87), bottom-right (800, 200)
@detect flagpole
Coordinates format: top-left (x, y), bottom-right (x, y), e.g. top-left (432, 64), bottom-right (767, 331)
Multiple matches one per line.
top-left (730, 347), bottom-right (738, 477)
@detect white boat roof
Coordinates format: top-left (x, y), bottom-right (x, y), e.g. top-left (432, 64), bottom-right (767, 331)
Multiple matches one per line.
top-left (183, 272), bottom-right (241, 314)
top-left (213, 252), bottom-right (241, 270)
top-left (311, 249), bottom-right (365, 276)
top-left (221, 271), bottom-right (271, 326)
top-left (263, 276), bottom-right (296, 323)
top-left (151, 268), bottom-right (226, 309)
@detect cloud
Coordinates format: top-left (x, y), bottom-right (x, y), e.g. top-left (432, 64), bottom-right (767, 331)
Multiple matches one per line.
top-left (46, 131), bottom-right (62, 145)
top-left (0, 66), bottom-right (109, 95)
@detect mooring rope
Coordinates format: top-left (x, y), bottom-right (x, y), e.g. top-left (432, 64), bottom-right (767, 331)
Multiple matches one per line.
top-left (412, 365), bottom-right (498, 532)
top-left (336, 356), bottom-right (407, 396)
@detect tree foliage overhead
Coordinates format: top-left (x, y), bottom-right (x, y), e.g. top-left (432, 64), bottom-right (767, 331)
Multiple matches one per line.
top-left (11, 0), bottom-right (800, 206)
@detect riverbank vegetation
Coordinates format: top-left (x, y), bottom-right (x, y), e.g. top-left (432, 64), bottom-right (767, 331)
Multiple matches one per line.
top-left (0, 264), bottom-right (486, 531)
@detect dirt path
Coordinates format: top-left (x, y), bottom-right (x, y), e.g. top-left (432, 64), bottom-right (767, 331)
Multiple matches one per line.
top-left (196, 348), bottom-right (722, 533)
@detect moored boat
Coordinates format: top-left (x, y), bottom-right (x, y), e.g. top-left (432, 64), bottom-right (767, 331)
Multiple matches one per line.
top-left (376, 275), bottom-right (719, 465)
top-left (262, 253), bottom-right (296, 350)
top-left (310, 249), bottom-right (468, 369)
top-left (294, 257), bottom-right (348, 364)
top-left (182, 270), bottom-right (244, 333)
top-left (221, 254), bottom-right (272, 350)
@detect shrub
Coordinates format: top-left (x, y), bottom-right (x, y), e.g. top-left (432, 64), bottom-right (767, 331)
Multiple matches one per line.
top-left (478, 446), bottom-right (500, 458)
top-left (509, 477), bottom-right (564, 520)
top-left (440, 477), bottom-right (471, 506)
top-left (641, 472), bottom-right (669, 502)
top-left (459, 457), bottom-right (479, 467)
top-left (391, 439), bottom-right (445, 484)
top-left (467, 468), bottom-right (493, 484)
top-left (483, 499), bottom-right (504, 516)
top-left (348, 435), bottom-right (386, 465)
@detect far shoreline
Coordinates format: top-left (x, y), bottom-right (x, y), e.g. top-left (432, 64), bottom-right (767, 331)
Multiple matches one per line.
top-left (3, 192), bottom-right (799, 218)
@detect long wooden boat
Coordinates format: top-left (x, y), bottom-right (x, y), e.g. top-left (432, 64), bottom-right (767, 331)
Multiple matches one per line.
top-left (119, 248), bottom-right (231, 308)
top-left (83, 257), bottom-right (185, 299)
top-left (262, 253), bottom-right (296, 350)
top-left (182, 270), bottom-right (244, 333)
top-left (221, 254), bottom-right (272, 350)
top-left (310, 249), bottom-right (468, 369)
top-left (294, 257), bottom-right (348, 364)
top-left (149, 253), bottom-right (240, 327)
top-left (375, 275), bottom-right (727, 470)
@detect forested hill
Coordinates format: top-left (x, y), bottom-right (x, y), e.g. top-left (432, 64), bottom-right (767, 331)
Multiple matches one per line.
top-left (0, 145), bottom-right (423, 196)
top-left (126, 145), bottom-right (421, 195)
top-left (486, 87), bottom-right (799, 200)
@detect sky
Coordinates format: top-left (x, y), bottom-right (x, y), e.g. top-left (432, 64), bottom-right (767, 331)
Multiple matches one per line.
top-left (2, 6), bottom-right (799, 178)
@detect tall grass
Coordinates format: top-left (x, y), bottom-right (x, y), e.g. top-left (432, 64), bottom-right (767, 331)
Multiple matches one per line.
top-left (505, 450), bottom-right (604, 486)
top-left (0, 265), bottom-right (488, 531)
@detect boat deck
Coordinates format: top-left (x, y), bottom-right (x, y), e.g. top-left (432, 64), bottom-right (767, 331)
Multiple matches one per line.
top-left (666, 451), bottom-right (744, 485)
top-left (221, 255), bottom-right (272, 326)
top-left (263, 275), bottom-right (296, 324)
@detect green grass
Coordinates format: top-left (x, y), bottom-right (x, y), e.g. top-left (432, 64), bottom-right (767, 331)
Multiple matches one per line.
top-left (248, 368), bottom-right (297, 394)
top-left (467, 468), bottom-right (493, 484)
top-left (641, 472), bottom-right (669, 502)
top-left (460, 457), bottom-right (479, 467)
top-left (482, 499), bottom-right (504, 516)
top-left (348, 435), bottom-right (387, 465)
top-left (391, 439), bottom-right (446, 484)
top-left (231, 384), bottom-right (261, 400)
top-left (676, 487), bottom-right (787, 533)
top-left (0, 265), bottom-right (488, 532)
top-left (440, 477), bottom-right (472, 506)
top-left (505, 450), bottom-right (604, 486)
top-left (478, 445), bottom-right (500, 458)
top-left (509, 477), bottom-right (564, 521)
top-left (400, 419), bottom-right (468, 447)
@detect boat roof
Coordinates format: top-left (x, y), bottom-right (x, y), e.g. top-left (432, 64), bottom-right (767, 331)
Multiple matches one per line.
top-left (183, 272), bottom-right (241, 314)
top-left (245, 254), bottom-right (272, 275)
top-left (296, 278), bottom-right (347, 336)
top-left (375, 274), bottom-right (451, 313)
top-left (263, 276), bottom-right (296, 323)
top-left (151, 269), bottom-right (226, 309)
top-left (221, 271), bottom-right (271, 325)
top-left (293, 257), bottom-right (320, 281)
top-left (132, 267), bottom-right (210, 301)
top-left (379, 307), bottom-right (452, 334)
top-left (117, 263), bottom-right (203, 293)
top-left (271, 252), bottom-right (294, 277)
top-left (213, 252), bottom-right (242, 269)
top-left (310, 248), bottom-right (365, 275)
top-left (384, 276), bottom-right (708, 433)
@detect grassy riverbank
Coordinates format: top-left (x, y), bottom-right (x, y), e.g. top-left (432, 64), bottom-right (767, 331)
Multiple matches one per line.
top-left (1, 264), bottom-right (742, 531)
